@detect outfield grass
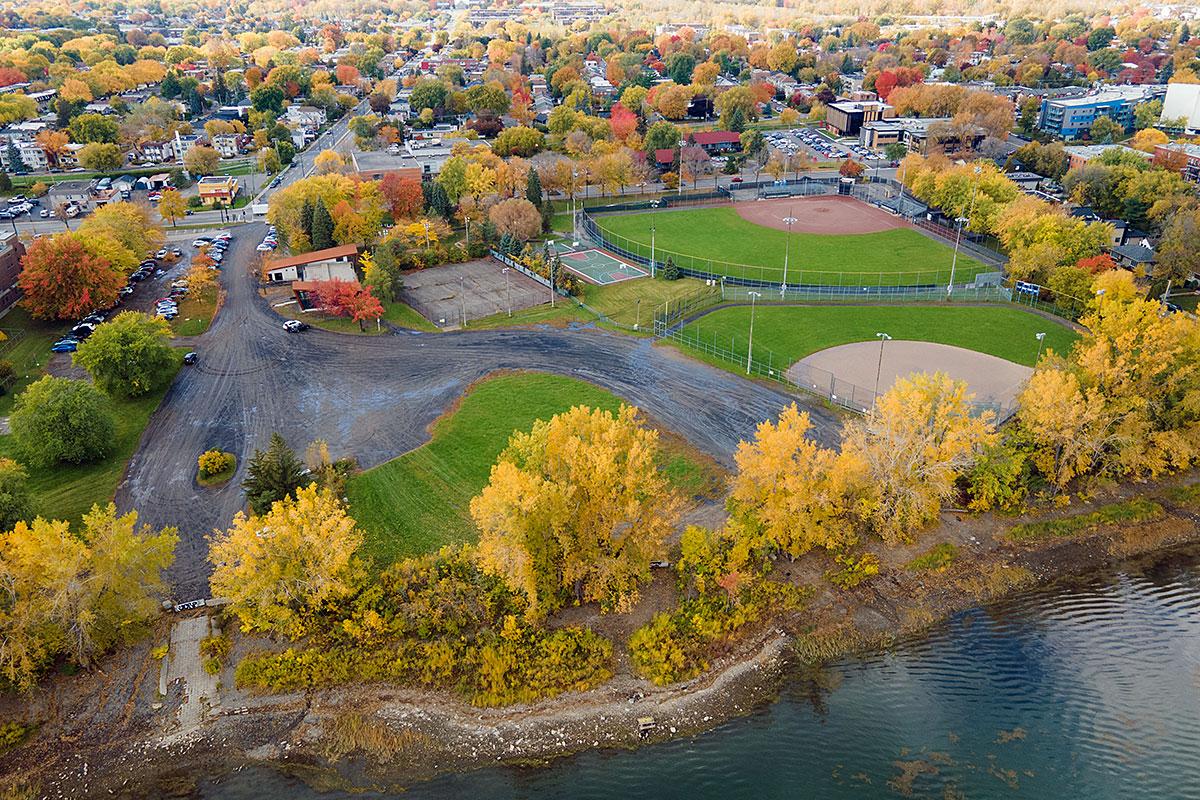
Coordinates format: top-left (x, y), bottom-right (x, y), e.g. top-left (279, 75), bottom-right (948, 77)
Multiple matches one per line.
top-left (0, 358), bottom-right (182, 526)
top-left (596, 207), bottom-right (990, 284)
top-left (472, 277), bottom-right (715, 331)
top-left (346, 372), bottom-right (722, 567)
top-left (678, 305), bottom-right (1079, 369)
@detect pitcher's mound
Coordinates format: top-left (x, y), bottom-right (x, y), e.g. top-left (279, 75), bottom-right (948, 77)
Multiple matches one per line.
top-left (786, 340), bottom-right (1031, 408)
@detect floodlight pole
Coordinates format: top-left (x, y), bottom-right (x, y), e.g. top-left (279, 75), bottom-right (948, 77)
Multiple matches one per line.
top-left (502, 267), bottom-right (511, 317)
top-left (650, 225), bottom-right (656, 278)
top-left (874, 332), bottom-right (892, 399)
top-left (746, 291), bottom-right (761, 374)
top-left (781, 211), bottom-right (797, 298)
top-left (948, 165), bottom-right (982, 298)
top-left (1034, 331), bottom-right (1046, 364)
top-left (459, 275), bottom-right (466, 328)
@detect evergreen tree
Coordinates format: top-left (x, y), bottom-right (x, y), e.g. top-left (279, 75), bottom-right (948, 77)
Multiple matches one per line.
top-left (299, 198), bottom-right (315, 243)
top-left (310, 199), bottom-right (334, 250)
top-left (5, 141), bottom-right (25, 174)
top-left (728, 106), bottom-right (747, 133)
top-left (525, 167), bottom-right (543, 207)
top-left (161, 71), bottom-right (181, 99)
top-left (661, 256), bottom-right (680, 280)
top-left (0, 169), bottom-right (10, 193)
top-left (241, 432), bottom-right (312, 515)
top-left (428, 182), bottom-right (453, 219)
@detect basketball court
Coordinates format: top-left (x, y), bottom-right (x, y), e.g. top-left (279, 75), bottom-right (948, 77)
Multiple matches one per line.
top-left (551, 241), bottom-right (649, 286)
top-left (735, 194), bottom-right (904, 235)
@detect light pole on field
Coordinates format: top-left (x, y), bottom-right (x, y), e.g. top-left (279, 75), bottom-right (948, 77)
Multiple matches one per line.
top-left (459, 275), bottom-right (467, 327)
top-left (781, 211), bottom-right (797, 298)
top-left (948, 165), bottom-right (982, 298)
top-left (1034, 331), bottom-right (1046, 364)
top-left (874, 332), bottom-right (892, 399)
top-left (502, 267), bottom-right (511, 317)
top-left (650, 224), bottom-right (656, 278)
top-left (746, 291), bottom-right (761, 374)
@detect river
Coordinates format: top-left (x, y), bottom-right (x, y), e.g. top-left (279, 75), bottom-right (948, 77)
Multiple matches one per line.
top-left (198, 546), bottom-right (1200, 799)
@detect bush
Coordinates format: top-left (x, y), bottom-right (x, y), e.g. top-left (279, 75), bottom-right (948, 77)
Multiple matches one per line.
top-left (0, 721), bottom-right (30, 752)
top-left (233, 546), bottom-right (614, 706)
top-left (906, 542), bottom-right (958, 572)
top-left (198, 449), bottom-right (235, 477)
top-left (1007, 498), bottom-right (1164, 541)
top-left (10, 376), bottom-right (115, 468)
top-left (825, 552), bottom-right (880, 589)
top-left (660, 256), bottom-right (680, 281)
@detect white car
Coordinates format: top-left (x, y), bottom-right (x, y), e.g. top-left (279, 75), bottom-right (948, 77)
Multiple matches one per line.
top-left (256, 243), bottom-right (274, 251)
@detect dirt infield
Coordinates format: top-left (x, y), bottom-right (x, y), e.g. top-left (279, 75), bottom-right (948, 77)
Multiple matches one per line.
top-left (735, 194), bottom-right (904, 235)
top-left (786, 340), bottom-right (1032, 407)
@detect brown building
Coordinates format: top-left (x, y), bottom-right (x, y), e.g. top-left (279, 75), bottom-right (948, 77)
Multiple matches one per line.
top-left (825, 100), bottom-right (894, 136)
top-left (0, 232), bottom-right (25, 315)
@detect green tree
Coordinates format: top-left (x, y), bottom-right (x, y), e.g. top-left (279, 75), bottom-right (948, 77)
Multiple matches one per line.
top-left (67, 113), bottom-right (120, 144)
top-left (72, 312), bottom-right (178, 397)
top-left (0, 458), bottom-right (32, 532)
top-left (10, 377), bottom-right (116, 468)
top-left (0, 169), bottom-right (10, 192)
top-left (525, 167), bottom-right (543, 208)
top-left (428, 181), bottom-right (453, 219)
top-left (310, 199), bottom-right (335, 250)
top-left (665, 52), bottom-right (696, 85)
top-left (1089, 115), bottom-right (1123, 144)
top-left (660, 256), bottom-right (680, 280)
top-left (250, 84), bottom-right (284, 114)
top-left (409, 77), bottom-right (449, 112)
top-left (77, 142), bottom-right (124, 173)
top-left (643, 120), bottom-right (681, 154)
top-left (242, 432), bottom-right (312, 515)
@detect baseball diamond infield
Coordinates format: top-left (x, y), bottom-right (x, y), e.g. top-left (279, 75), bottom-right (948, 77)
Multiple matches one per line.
top-left (787, 340), bottom-right (1033, 407)
top-left (735, 195), bottom-right (903, 234)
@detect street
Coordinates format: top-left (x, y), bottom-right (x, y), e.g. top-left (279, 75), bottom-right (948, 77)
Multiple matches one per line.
top-left (114, 221), bottom-right (841, 601)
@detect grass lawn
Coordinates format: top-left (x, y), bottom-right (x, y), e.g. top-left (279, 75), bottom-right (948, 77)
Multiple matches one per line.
top-left (0, 358), bottom-right (182, 526)
top-left (678, 304), bottom-right (1079, 369)
top-left (382, 299), bottom-right (438, 332)
top-left (596, 207), bottom-right (989, 285)
top-left (171, 285), bottom-right (219, 337)
top-left (0, 309), bottom-right (68, 417)
top-left (346, 372), bottom-right (723, 567)
top-left (471, 277), bottom-right (714, 331)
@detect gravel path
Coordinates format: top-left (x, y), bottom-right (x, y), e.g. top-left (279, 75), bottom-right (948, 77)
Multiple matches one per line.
top-left (114, 223), bottom-right (841, 601)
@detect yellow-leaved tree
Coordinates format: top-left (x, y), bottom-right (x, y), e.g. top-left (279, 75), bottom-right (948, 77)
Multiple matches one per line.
top-left (470, 405), bottom-right (680, 620)
top-left (0, 505), bottom-right (177, 691)
top-left (729, 404), bottom-right (861, 558)
top-left (842, 373), bottom-right (996, 543)
top-left (208, 485), bottom-right (362, 637)
top-left (1015, 368), bottom-right (1113, 490)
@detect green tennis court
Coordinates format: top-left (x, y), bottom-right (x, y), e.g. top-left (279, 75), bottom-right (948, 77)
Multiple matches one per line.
top-left (560, 248), bottom-right (649, 286)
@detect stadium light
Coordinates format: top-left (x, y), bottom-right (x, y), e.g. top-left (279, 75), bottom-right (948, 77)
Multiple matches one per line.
top-left (746, 291), bottom-right (762, 374)
top-left (1035, 331), bottom-right (1046, 363)
top-left (874, 332), bottom-right (892, 399)
top-left (781, 211), bottom-right (798, 298)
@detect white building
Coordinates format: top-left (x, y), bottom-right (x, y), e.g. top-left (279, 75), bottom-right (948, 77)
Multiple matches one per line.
top-left (1161, 82), bottom-right (1200, 135)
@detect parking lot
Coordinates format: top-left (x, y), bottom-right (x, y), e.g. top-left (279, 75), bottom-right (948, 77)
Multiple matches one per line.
top-left (399, 258), bottom-right (551, 328)
top-left (765, 127), bottom-right (881, 163)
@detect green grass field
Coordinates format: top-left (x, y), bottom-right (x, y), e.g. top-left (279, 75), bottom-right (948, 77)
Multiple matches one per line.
top-left (678, 305), bottom-right (1079, 370)
top-left (0, 309), bottom-right (69, 416)
top-left (346, 372), bottom-right (722, 567)
top-left (596, 207), bottom-right (989, 285)
top-left (0, 359), bottom-right (181, 526)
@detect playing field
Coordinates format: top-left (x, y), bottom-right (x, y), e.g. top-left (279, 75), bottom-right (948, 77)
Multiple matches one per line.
top-left (559, 248), bottom-right (648, 285)
top-left (595, 206), bottom-right (990, 285)
top-left (678, 305), bottom-right (1079, 369)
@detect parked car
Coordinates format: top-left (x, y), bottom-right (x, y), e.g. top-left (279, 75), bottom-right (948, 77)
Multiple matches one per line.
top-left (191, 238), bottom-right (212, 247)
top-left (282, 319), bottom-right (309, 332)
top-left (70, 323), bottom-right (95, 339)
top-left (183, 351), bottom-right (198, 365)
top-left (50, 338), bottom-right (79, 353)
top-left (256, 243), bottom-right (274, 252)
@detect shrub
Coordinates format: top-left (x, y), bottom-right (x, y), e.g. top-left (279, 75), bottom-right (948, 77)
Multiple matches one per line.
top-left (660, 257), bottom-right (680, 281)
top-left (198, 449), bottom-right (235, 477)
top-left (906, 542), bottom-right (958, 572)
top-left (825, 552), bottom-right (880, 589)
top-left (0, 721), bottom-right (30, 752)
top-left (1007, 498), bottom-right (1164, 541)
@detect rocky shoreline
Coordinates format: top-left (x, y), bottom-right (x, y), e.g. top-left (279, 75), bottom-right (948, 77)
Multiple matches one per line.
top-left (5, 473), bottom-right (1200, 798)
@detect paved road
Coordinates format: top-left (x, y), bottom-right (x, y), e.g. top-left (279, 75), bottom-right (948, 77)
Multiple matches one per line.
top-left (115, 221), bottom-right (841, 601)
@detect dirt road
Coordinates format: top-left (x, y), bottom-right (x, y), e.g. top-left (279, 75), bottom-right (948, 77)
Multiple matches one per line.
top-left (114, 223), bottom-right (841, 600)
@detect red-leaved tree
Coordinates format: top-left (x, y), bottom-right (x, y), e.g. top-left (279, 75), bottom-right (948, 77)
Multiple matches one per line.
top-left (1076, 253), bottom-right (1116, 274)
top-left (335, 64), bottom-right (361, 85)
top-left (348, 285), bottom-right (385, 331)
top-left (19, 234), bottom-right (123, 320)
top-left (379, 173), bottom-right (425, 220)
top-left (609, 102), bottom-right (638, 142)
top-left (310, 280), bottom-right (384, 330)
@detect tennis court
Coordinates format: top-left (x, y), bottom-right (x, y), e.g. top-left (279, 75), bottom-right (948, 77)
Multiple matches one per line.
top-left (559, 248), bottom-right (649, 286)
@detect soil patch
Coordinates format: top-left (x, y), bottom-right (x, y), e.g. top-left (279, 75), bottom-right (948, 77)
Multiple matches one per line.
top-left (734, 194), bottom-right (903, 235)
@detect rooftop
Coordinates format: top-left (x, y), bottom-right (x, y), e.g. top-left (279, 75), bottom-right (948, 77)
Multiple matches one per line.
top-left (266, 244), bottom-right (359, 272)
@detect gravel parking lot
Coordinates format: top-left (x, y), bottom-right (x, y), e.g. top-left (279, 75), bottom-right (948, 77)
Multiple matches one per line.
top-left (400, 258), bottom-right (551, 328)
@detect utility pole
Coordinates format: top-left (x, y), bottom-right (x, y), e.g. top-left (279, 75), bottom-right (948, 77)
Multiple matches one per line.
top-left (874, 332), bottom-right (892, 399)
top-left (459, 275), bottom-right (466, 328)
top-left (650, 224), bottom-right (656, 278)
top-left (746, 291), bottom-right (761, 374)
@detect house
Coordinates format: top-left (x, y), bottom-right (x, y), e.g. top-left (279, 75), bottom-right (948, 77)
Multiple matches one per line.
top-left (0, 232), bottom-right (25, 316)
top-left (825, 100), bottom-right (894, 137)
top-left (860, 117), bottom-right (983, 155)
top-left (1037, 86), bottom-right (1161, 139)
top-left (263, 244), bottom-right (360, 284)
top-left (1110, 242), bottom-right (1156, 270)
top-left (137, 140), bottom-right (175, 163)
top-left (689, 131), bottom-right (742, 154)
top-left (47, 180), bottom-right (91, 209)
top-left (196, 175), bottom-right (239, 205)
top-left (1005, 171), bottom-right (1044, 191)
top-left (285, 105), bottom-right (327, 128)
top-left (211, 133), bottom-right (244, 159)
